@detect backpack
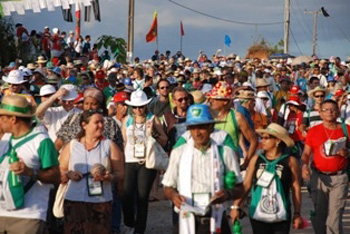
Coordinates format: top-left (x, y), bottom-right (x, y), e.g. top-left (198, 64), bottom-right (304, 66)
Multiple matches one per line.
top-left (249, 154), bottom-right (290, 223)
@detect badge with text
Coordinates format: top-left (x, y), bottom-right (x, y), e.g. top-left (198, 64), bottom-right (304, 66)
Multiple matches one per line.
top-left (87, 175), bottom-right (103, 196)
top-left (134, 143), bottom-right (145, 158)
top-left (257, 170), bottom-right (275, 188)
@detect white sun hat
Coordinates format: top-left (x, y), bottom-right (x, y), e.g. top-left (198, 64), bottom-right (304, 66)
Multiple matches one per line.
top-left (60, 84), bottom-right (78, 101)
top-left (257, 91), bottom-right (269, 99)
top-left (40, 84), bottom-right (56, 96)
top-left (2, 70), bottom-right (27, 84)
top-left (125, 90), bottom-right (152, 107)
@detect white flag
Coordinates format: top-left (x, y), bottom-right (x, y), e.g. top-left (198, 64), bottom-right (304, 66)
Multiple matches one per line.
top-left (14, 2), bottom-right (25, 15)
top-left (31, 0), bottom-right (41, 13)
top-left (46, 0), bottom-right (55, 11)
top-left (24, 0), bottom-right (33, 10)
top-left (39, 0), bottom-right (47, 9)
top-left (61, 0), bottom-right (70, 9)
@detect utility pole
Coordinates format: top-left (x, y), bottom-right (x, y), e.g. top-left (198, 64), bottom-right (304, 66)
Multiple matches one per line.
top-left (305, 10), bottom-right (319, 56)
top-left (127, 0), bottom-right (135, 63)
top-left (283, 0), bottom-right (290, 54)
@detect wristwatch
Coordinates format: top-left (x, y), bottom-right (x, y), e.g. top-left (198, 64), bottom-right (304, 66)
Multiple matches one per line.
top-left (31, 168), bottom-right (39, 181)
top-left (230, 205), bottom-right (240, 210)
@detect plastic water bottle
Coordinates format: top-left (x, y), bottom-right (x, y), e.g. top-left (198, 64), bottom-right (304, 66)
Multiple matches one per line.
top-left (224, 171), bottom-right (236, 189)
top-left (9, 148), bottom-right (22, 186)
top-left (233, 220), bottom-right (242, 234)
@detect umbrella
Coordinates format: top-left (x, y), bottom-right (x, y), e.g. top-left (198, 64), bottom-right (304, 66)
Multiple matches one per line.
top-left (292, 55), bottom-right (313, 66)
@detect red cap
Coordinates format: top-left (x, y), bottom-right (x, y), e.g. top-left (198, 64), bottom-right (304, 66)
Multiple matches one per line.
top-left (286, 95), bottom-right (301, 106)
top-left (95, 70), bottom-right (105, 79)
top-left (74, 93), bottom-right (84, 104)
top-left (114, 91), bottom-right (130, 103)
top-left (334, 89), bottom-right (345, 97)
top-left (289, 85), bottom-right (300, 94)
top-left (81, 67), bottom-right (87, 72)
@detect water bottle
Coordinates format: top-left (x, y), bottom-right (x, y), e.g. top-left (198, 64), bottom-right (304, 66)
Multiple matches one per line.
top-left (224, 171), bottom-right (236, 189)
top-left (9, 148), bottom-right (22, 187)
top-left (232, 220), bottom-right (242, 234)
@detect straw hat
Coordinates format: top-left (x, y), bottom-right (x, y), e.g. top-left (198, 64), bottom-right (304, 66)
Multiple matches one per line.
top-left (255, 78), bottom-right (270, 88)
top-left (256, 123), bottom-right (294, 147)
top-left (36, 56), bottom-right (47, 64)
top-left (27, 63), bottom-right (36, 70)
top-left (0, 95), bottom-right (36, 117)
top-left (191, 90), bottom-right (206, 104)
top-left (236, 90), bottom-right (256, 99)
top-left (125, 90), bottom-right (152, 107)
top-left (308, 86), bottom-right (328, 98)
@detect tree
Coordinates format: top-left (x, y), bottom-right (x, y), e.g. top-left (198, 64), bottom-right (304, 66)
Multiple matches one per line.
top-left (96, 35), bottom-right (127, 64)
top-left (0, 18), bottom-right (17, 66)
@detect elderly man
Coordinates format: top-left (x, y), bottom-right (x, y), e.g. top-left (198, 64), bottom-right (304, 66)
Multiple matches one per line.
top-left (35, 84), bottom-right (80, 141)
top-left (0, 95), bottom-right (60, 233)
top-left (301, 99), bottom-right (349, 234)
top-left (163, 104), bottom-right (244, 234)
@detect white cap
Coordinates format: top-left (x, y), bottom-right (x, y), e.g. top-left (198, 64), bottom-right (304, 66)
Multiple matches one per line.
top-left (52, 27), bottom-right (59, 34)
top-left (60, 84), bottom-right (78, 101)
top-left (257, 91), bottom-right (269, 99)
top-left (40, 85), bottom-right (56, 96)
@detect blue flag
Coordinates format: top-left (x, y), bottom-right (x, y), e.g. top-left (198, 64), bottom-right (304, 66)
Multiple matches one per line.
top-left (225, 35), bottom-right (231, 47)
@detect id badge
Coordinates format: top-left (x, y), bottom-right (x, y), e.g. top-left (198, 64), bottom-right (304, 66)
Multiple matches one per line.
top-left (134, 143), bottom-right (145, 158)
top-left (192, 193), bottom-right (210, 210)
top-left (288, 124), bottom-right (295, 134)
top-left (87, 175), bottom-right (103, 196)
top-left (256, 170), bottom-right (274, 188)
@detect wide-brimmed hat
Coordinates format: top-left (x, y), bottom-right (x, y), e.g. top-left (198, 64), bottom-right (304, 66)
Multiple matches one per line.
top-left (0, 95), bottom-right (35, 117)
top-left (255, 78), bottom-right (270, 88)
top-left (33, 68), bottom-right (46, 78)
top-left (256, 123), bottom-right (294, 147)
top-left (40, 84), bottom-right (56, 96)
top-left (2, 70), bottom-right (27, 84)
top-left (236, 90), bottom-right (256, 99)
top-left (257, 91), bottom-right (269, 99)
top-left (125, 90), bottom-right (152, 107)
top-left (36, 56), bottom-right (47, 64)
top-left (285, 96), bottom-right (301, 106)
top-left (50, 67), bottom-right (61, 76)
top-left (27, 63), bottom-right (36, 70)
top-left (177, 104), bottom-right (224, 127)
top-left (308, 86), bottom-right (328, 98)
top-left (60, 84), bottom-right (78, 101)
top-left (207, 81), bottom-right (234, 99)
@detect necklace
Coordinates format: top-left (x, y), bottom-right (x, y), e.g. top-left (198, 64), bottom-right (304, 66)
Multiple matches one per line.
top-left (323, 124), bottom-right (336, 141)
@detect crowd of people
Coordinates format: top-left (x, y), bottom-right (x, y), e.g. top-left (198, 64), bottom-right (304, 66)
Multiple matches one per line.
top-left (1, 25), bottom-right (350, 234)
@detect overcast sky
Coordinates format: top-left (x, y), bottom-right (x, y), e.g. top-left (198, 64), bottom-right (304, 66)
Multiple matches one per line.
top-left (8, 0), bottom-right (350, 60)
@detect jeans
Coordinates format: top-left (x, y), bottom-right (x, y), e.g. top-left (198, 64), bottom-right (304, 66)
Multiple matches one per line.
top-left (122, 163), bottom-right (157, 234)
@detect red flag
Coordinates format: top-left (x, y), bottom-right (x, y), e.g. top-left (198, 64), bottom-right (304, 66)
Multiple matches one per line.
top-left (180, 21), bottom-right (185, 36)
top-left (146, 12), bottom-right (157, 43)
top-left (75, 3), bottom-right (81, 40)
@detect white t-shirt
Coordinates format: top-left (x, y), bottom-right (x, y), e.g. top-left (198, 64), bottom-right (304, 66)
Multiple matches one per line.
top-left (0, 129), bottom-right (58, 221)
top-left (41, 106), bottom-right (81, 141)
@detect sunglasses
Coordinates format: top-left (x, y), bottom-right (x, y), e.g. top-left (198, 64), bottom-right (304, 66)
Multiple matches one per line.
top-left (176, 97), bottom-right (189, 103)
top-left (132, 106), bottom-right (146, 109)
top-left (159, 86), bottom-right (169, 90)
top-left (314, 95), bottom-right (325, 98)
top-left (261, 136), bottom-right (276, 141)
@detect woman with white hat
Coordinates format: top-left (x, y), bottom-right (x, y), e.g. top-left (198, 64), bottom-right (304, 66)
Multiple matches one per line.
top-left (121, 90), bottom-right (167, 234)
top-left (231, 123), bottom-right (303, 233)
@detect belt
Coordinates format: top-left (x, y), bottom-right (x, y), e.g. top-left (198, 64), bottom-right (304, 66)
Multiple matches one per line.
top-left (195, 216), bottom-right (211, 225)
top-left (314, 168), bottom-right (346, 176)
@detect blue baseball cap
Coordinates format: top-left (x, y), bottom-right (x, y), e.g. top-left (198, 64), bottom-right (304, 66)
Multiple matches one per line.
top-left (177, 104), bottom-right (224, 127)
top-left (50, 67), bottom-right (61, 76)
top-left (327, 75), bottom-right (335, 82)
top-left (123, 77), bottom-right (133, 86)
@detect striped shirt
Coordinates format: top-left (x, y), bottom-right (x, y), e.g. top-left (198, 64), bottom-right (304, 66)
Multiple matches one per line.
top-left (302, 107), bottom-right (323, 128)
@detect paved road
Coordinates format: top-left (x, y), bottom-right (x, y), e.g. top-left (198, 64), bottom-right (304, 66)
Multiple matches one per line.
top-left (133, 186), bottom-right (350, 233)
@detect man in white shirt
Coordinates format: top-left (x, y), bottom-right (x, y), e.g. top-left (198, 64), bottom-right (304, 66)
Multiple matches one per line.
top-left (35, 84), bottom-right (80, 141)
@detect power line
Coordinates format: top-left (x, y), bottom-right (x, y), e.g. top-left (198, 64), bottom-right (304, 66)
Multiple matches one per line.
top-left (168, 0), bottom-right (284, 26)
top-left (290, 27), bottom-right (303, 55)
top-left (290, 0), bottom-right (311, 39)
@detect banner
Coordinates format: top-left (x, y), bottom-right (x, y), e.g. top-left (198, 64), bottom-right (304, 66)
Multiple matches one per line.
top-left (146, 11), bottom-right (157, 43)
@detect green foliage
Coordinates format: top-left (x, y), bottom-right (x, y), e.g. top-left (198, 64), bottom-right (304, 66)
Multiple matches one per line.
top-left (0, 18), bottom-right (17, 66)
top-left (247, 34), bottom-right (284, 56)
top-left (96, 35), bottom-right (127, 64)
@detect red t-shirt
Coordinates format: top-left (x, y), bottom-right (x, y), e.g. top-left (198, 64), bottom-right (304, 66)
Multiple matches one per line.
top-left (305, 124), bottom-right (349, 172)
top-left (286, 111), bottom-right (305, 141)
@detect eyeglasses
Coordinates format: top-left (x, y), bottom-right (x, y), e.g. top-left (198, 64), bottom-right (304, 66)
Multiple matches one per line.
top-left (176, 97), bottom-right (189, 103)
top-left (159, 86), bottom-right (169, 90)
top-left (261, 136), bottom-right (276, 141)
top-left (314, 95), bottom-right (325, 98)
top-left (132, 106), bottom-right (146, 109)
top-left (321, 108), bottom-right (336, 113)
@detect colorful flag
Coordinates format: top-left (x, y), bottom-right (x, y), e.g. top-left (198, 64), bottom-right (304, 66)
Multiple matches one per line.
top-left (146, 12), bottom-right (158, 43)
top-left (224, 35), bottom-right (231, 47)
top-left (180, 21), bottom-right (185, 36)
top-left (75, 2), bottom-right (81, 40)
